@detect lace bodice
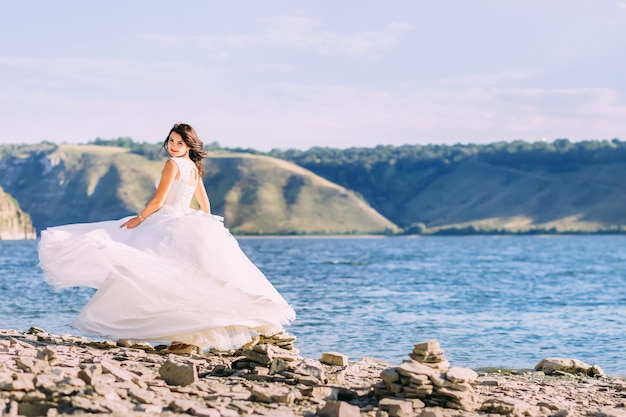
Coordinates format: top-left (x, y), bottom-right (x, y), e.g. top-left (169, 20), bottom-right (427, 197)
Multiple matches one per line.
top-left (157, 157), bottom-right (198, 211)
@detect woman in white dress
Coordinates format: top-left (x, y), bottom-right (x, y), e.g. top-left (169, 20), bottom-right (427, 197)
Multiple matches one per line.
top-left (38, 123), bottom-right (296, 354)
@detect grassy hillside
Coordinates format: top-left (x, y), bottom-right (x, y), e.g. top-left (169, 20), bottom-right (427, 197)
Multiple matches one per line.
top-left (0, 144), bottom-right (397, 235)
top-left (0, 186), bottom-right (36, 239)
top-left (204, 153), bottom-right (397, 234)
top-left (401, 159), bottom-right (626, 233)
top-left (269, 140), bottom-right (626, 233)
top-left (0, 144), bottom-right (163, 231)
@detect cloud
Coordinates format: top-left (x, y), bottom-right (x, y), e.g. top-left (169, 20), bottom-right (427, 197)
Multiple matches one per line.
top-left (177, 84), bottom-right (626, 149)
top-left (140, 15), bottom-right (410, 58)
top-left (435, 70), bottom-right (542, 87)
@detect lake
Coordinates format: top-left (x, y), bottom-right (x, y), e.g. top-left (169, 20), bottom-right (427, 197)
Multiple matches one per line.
top-left (1, 235), bottom-right (625, 375)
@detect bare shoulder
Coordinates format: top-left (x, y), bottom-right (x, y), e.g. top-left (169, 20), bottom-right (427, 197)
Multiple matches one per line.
top-left (158, 158), bottom-right (178, 178)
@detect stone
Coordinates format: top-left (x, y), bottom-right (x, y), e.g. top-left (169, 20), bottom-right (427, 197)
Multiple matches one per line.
top-left (243, 349), bottom-right (271, 365)
top-left (379, 397), bottom-right (415, 417)
top-left (445, 366), bottom-right (478, 384)
top-left (317, 400), bottom-right (361, 417)
top-left (535, 357), bottom-right (605, 377)
top-left (159, 358), bottom-right (198, 386)
top-left (15, 357), bottom-right (51, 374)
top-left (402, 385), bottom-right (433, 397)
top-left (169, 398), bottom-right (196, 413)
top-left (397, 361), bottom-right (437, 378)
top-left (18, 401), bottom-right (57, 416)
top-left (481, 396), bottom-right (537, 416)
top-left (77, 363), bottom-right (102, 384)
top-left (409, 352), bottom-right (445, 363)
top-left (408, 373), bottom-right (431, 386)
top-left (71, 395), bottom-right (110, 413)
top-left (301, 386), bottom-right (339, 400)
top-left (135, 403), bottom-right (165, 414)
top-left (269, 357), bottom-right (291, 374)
top-left (421, 359), bottom-right (450, 372)
top-left (293, 358), bottom-right (326, 382)
top-left (191, 406), bottom-right (221, 417)
top-left (589, 407), bottom-right (626, 417)
top-left (321, 352), bottom-right (349, 366)
top-left (418, 407), bottom-right (445, 417)
top-left (116, 338), bottom-right (154, 350)
top-left (413, 340), bottom-right (441, 352)
top-left (380, 368), bottom-right (400, 384)
top-left (250, 385), bottom-right (295, 404)
top-left (0, 373), bottom-right (35, 391)
top-left (100, 359), bottom-right (139, 383)
top-left (128, 386), bottom-right (159, 404)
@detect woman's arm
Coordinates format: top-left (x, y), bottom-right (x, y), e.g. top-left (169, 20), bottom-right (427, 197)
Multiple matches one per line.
top-left (194, 178), bottom-right (211, 213)
top-left (120, 159), bottom-right (178, 229)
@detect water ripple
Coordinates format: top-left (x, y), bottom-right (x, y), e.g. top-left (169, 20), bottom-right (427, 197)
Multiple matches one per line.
top-left (2, 235), bottom-right (626, 375)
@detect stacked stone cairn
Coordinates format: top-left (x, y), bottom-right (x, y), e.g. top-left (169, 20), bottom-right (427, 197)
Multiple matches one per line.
top-left (225, 332), bottom-right (333, 386)
top-left (377, 339), bottom-right (482, 412)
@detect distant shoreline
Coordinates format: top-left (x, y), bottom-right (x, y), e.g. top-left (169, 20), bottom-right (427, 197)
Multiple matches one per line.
top-left (4, 230), bottom-right (626, 242)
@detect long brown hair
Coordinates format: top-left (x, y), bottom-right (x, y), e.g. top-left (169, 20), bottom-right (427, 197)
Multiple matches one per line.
top-left (162, 123), bottom-right (208, 176)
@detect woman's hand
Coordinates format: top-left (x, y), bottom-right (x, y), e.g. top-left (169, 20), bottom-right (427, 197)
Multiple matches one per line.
top-left (120, 216), bottom-right (143, 229)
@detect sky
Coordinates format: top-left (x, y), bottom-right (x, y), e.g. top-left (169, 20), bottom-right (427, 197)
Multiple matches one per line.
top-left (1, 1), bottom-right (625, 151)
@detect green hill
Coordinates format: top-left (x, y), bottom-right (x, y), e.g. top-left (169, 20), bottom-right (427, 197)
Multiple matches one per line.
top-left (0, 186), bottom-right (36, 240)
top-left (204, 153), bottom-right (396, 234)
top-left (268, 139), bottom-right (626, 233)
top-left (0, 144), bottom-right (397, 235)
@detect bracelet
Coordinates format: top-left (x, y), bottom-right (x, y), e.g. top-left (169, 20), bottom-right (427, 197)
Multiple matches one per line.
top-left (137, 212), bottom-right (145, 221)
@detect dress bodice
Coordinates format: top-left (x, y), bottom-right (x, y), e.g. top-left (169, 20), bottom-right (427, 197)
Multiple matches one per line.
top-left (158, 157), bottom-right (198, 211)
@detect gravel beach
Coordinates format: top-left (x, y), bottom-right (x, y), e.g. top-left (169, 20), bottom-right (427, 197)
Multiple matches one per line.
top-left (1, 328), bottom-right (625, 417)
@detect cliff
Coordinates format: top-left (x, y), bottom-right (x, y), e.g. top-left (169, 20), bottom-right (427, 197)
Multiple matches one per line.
top-left (0, 186), bottom-right (35, 240)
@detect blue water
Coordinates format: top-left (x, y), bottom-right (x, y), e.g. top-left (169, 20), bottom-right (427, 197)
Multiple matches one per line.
top-left (1, 236), bottom-right (625, 375)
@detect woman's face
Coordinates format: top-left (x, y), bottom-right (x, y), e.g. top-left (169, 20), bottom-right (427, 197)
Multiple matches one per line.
top-left (168, 132), bottom-right (189, 157)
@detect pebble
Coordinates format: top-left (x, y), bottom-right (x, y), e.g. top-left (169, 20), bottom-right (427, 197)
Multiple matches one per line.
top-left (0, 329), bottom-right (623, 417)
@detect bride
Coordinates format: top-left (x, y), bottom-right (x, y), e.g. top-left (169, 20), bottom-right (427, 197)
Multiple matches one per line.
top-left (38, 123), bottom-right (296, 354)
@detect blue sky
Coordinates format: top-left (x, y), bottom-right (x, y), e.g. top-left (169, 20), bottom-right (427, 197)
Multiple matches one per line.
top-left (1, 1), bottom-right (625, 150)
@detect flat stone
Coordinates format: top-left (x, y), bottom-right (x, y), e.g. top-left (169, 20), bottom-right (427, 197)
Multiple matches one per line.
top-left (17, 401), bottom-right (57, 416)
top-left (418, 407), bottom-right (445, 417)
top-left (15, 357), bottom-right (51, 374)
top-left (379, 397), bottom-right (415, 417)
top-left (191, 406), bottom-right (221, 417)
top-left (535, 357), bottom-right (605, 377)
top-left (169, 398), bottom-right (196, 413)
top-left (250, 385), bottom-right (295, 404)
top-left (589, 407), bottom-right (626, 417)
top-left (293, 358), bottom-right (326, 382)
top-left (100, 359), bottom-right (138, 383)
top-left (413, 340), bottom-right (442, 352)
top-left (71, 395), bottom-right (110, 413)
top-left (481, 396), bottom-right (537, 416)
top-left (317, 400), bottom-right (361, 417)
top-left (446, 366), bottom-right (478, 384)
top-left (398, 361), bottom-right (437, 378)
top-left (0, 373), bottom-right (35, 391)
top-left (301, 385), bottom-right (339, 400)
top-left (321, 352), bottom-right (349, 367)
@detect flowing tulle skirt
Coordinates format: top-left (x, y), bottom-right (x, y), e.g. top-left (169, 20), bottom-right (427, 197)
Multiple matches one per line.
top-left (38, 206), bottom-right (296, 350)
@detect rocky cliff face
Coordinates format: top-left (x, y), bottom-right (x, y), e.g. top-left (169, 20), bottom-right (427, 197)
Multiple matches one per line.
top-left (0, 186), bottom-right (36, 240)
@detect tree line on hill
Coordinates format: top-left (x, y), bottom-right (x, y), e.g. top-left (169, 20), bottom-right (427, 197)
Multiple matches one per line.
top-left (79, 136), bottom-right (626, 234)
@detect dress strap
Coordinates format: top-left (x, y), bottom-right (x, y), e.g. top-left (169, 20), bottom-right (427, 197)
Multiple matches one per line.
top-left (170, 158), bottom-right (198, 186)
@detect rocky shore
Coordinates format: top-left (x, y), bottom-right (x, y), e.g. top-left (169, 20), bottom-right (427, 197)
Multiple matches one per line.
top-left (1, 328), bottom-right (625, 417)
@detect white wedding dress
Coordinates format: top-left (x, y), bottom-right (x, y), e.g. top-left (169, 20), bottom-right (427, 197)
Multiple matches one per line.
top-left (38, 157), bottom-right (296, 350)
